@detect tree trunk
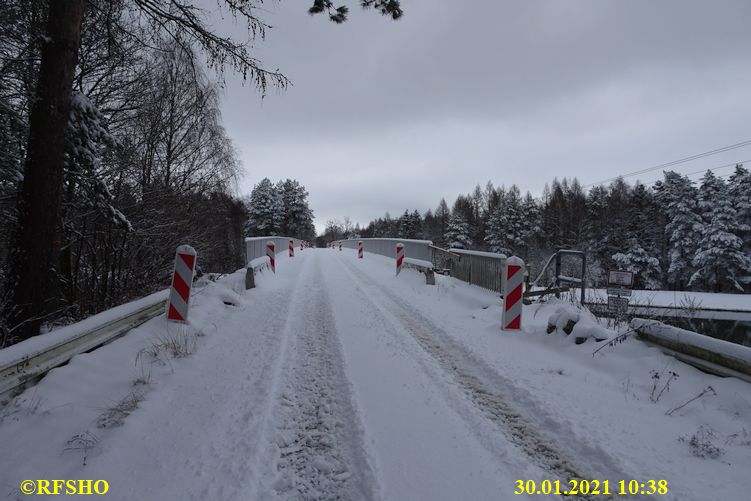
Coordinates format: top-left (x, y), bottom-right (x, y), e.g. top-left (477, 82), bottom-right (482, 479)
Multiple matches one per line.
top-left (7, 0), bottom-right (86, 339)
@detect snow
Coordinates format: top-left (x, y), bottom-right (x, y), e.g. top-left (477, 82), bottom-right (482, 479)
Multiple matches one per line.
top-left (1, 250), bottom-right (750, 501)
top-left (587, 288), bottom-right (751, 311)
top-left (450, 248), bottom-right (507, 259)
top-left (403, 256), bottom-right (433, 270)
top-left (248, 255), bottom-right (271, 269)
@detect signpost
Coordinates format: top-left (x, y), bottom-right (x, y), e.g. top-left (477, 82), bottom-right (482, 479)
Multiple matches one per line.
top-left (607, 269), bottom-right (634, 315)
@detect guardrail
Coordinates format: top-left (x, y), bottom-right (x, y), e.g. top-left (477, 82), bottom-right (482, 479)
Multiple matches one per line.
top-left (1, 294), bottom-right (167, 405)
top-left (338, 238), bottom-right (433, 262)
top-left (631, 318), bottom-right (751, 383)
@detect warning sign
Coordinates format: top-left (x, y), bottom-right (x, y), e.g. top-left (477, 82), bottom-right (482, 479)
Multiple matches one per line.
top-left (608, 270), bottom-right (634, 287)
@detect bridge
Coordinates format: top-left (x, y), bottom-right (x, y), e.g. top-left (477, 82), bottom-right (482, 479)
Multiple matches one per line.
top-left (1, 241), bottom-right (750, 500)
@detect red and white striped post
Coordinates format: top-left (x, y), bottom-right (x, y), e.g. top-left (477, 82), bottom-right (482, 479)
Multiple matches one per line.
top-left (358, 241), bottom-right (363, 259)
top-left (300, 241), bottom-right (304, 252)
top-left (502, 256), bottom-right (525, 330)
top-left (166, 245), bottom-right (197, 322)
top-left (339, 241), bottom-right (342, 251)
top-left (289, 239), bottom-right (294, 257)
top-left (395, 243), bottom-right (405, 276)
top-left (266, 241), bottom-right (276, 274)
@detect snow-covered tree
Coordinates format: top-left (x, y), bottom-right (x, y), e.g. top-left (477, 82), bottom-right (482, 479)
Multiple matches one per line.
top-left (729, 164), bottom-right (751, 250)
top-left (64, 91), bottom-right (130, 230)
top-left (654, 171), bottom-right (702, 289)
top-left (277, 179), bottom-right (315, 241)
top-left (612, 238), bottom-right (662, 289)
top-left (245, 178), bottom-right (282, 236)
top-left (445, 212), bottom-right (471, 249)
top-left (434, 198), bottom-right (450, 244)
top-left (484, 185), bottom-right (525, 255)
top-left (521, 191), bottom-right (543, 247)
top-left (688, 170), bottom-right (751, 292)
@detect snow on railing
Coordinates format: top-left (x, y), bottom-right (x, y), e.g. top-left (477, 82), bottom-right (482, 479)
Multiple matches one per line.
top-left (0, 291), bottom-right (168, 404)
top-left (631, 318), bottom-right (751, 382)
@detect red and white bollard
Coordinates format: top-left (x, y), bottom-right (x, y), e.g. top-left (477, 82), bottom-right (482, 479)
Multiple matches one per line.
top-left (358, 241), bottom-right (363, 259)
top-left (300, 241), bottom-right (304, 252)
top-left (167, 245), bottom-right (197, 322)
top-left (339, 241), bottom-right (342, 251)
top-left (289, 239), bottom-right (294, 257)
top-left (395, 242), bottom-right (404, 276)
top-left (267, 241), bottom-right (276, 274)
top-left (502, 256), bottom-right (525, 330)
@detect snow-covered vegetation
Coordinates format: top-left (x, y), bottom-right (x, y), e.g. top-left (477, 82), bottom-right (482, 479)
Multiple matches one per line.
top-left (355, 168), bottom-right (751, 292)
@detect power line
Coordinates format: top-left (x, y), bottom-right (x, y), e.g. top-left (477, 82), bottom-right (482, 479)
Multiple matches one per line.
top-left (683, 159), bottom-right (749, 178)
top-left (584, 139), bottom-right (751, 187)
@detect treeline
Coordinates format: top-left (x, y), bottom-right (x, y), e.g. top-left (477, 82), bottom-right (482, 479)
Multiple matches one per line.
top-left (352, 168), bottom-right (751, 292)
top-left (0, 1), bottom-right (250, 344)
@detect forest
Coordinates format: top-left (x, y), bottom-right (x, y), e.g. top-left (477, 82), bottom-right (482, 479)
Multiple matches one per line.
top-left (0, 0), bottom-right (333, 345)
top-left (323, 169), bottom-right (751, 293)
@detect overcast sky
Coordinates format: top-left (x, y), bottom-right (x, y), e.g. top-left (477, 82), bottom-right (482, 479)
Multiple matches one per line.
top-left (211, 0), bottom-right (751, 234)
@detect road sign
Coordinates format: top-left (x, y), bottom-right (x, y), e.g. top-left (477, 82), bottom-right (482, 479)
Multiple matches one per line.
top-left (607, 296), bottom-right (629, 314)
top-left (608, 270), bottom-right (634, 287)
top-left (607, 287), bottom-right (632, 297)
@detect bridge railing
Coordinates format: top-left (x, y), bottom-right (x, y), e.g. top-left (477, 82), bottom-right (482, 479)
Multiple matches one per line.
top-left (441, 248), bottom-right (507, 294)
top-left (245, 236), bottom-right (301, 266)
top-left (338, 238), bottom-right (433, 263)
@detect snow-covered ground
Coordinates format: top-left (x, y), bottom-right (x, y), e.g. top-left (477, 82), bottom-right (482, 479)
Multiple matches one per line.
top-left (1, 249), bottom-right (750, 500)
top-left (587, 288), bottom-right (751, 311)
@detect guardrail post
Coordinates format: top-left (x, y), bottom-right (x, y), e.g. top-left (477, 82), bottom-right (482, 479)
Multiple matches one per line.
top-left (339, 241), bottom-right (342, 251)
top-left (266, 241), bottom-right (276, 274)
top-left (502, 256), bottom-right (525, 330)
top-left (425, 269), bottom-right (435, 285)
top-left (167, 245), bottom-right (197, 322)
top-left (245, 267), bottom-right (255, 289)
top-left (358, 240), bottom-right (363, 259)
top-left (555, 251), bottom-right (562, 298)
top-left (289, 239), bottom-right (294, 258)
top-left (396, 243), bottom-right (404, 276)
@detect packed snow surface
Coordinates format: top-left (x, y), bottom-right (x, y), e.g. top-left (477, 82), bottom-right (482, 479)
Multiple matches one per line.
top-left (1, 249), bottom-right (750, 500)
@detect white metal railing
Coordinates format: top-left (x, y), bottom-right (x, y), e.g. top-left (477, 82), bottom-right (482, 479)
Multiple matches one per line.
top-left (337, 238), bottom-right (433, 263)
top-left (442, 248), bottom-right (507, 293)
top-left (245, 236), bottom-right (301, 265)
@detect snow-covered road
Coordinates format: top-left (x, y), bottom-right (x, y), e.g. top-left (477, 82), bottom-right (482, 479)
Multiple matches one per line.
top-left (1, 249), bottom-right (750, 501)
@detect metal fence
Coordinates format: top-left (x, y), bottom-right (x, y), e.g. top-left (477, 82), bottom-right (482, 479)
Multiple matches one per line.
top-left (245, 236), bottom-right (301, 265)
top-left (442, 248), bottom-right (507, 294)
top-left (337, 238), bottom-right (433, 262)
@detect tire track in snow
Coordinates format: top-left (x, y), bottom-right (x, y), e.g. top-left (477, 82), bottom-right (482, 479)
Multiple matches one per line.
top-left (337, 257), bottom-right (654, 501)
top-left (258, 257), bottom-right (379, 501)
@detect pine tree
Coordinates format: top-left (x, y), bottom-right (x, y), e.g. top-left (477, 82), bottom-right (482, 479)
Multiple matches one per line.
top-left (245, 178), bottom-right (281, 236)
top-left (655, 171), bottom-right (702, 289)
top-left (277, 179), bottom-right (315, 240)
top-left (729, 164), bottom-right (751, 255)
top-left (521, 191), bottom-right (543, 250)
top-left (434, 198), bottom-right (450, 245)
top-left (612, 238), bottom-right (662, 289)
top-left (688, 171), bottom-right (751, 292)
top-left (445, 212), bottom-right (471, 249)
top-left (484, 185), bottom-right (525, 255)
